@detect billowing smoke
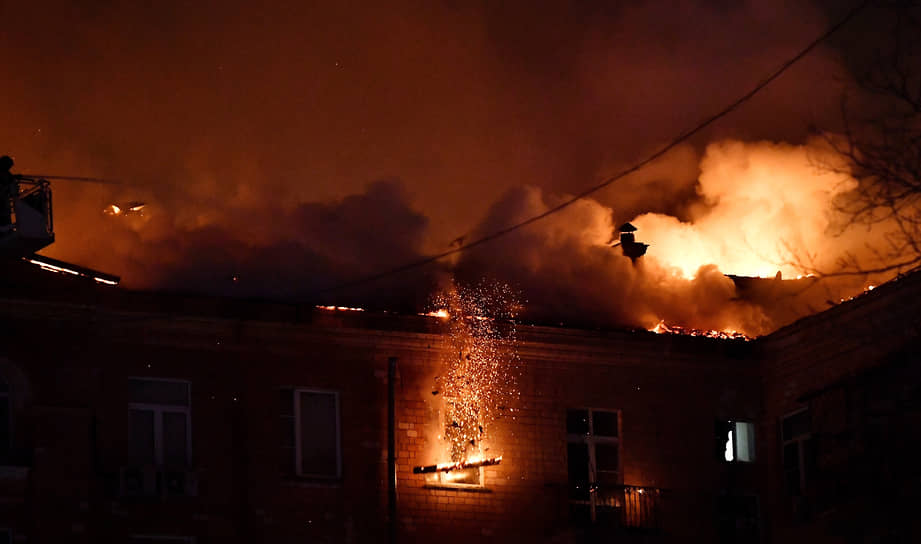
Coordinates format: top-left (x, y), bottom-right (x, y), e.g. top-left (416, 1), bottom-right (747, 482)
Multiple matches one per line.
top-left (0, 1), bottom-right (902, 335)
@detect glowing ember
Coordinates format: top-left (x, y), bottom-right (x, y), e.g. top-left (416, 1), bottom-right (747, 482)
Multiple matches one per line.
top-left (650, 319), bottom-right (751, 341)
top-left (412, 455), bottom-right (503, 474)
top-left (421, 309), bottom-right (450, 319)
top-left (103, 204), bottom-right (122, 216)
top-left (25, 257), bottom-right (120, 286)
top-left (430, 280), bottom-right (521, 465)
top-left (314, 305), bottom-right (365, 312)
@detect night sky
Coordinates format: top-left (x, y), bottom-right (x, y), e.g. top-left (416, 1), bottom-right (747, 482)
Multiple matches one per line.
top-left (0, 1), bottom-right (894, 333)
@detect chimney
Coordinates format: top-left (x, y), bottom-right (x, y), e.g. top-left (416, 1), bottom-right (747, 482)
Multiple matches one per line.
top-left (613, 222), bottom-right (649, 262)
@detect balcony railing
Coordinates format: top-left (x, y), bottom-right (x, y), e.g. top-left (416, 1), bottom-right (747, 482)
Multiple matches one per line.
top-left (570, 484), bottom-right (664, 532)
top-left (117, 465), bottom-right (198, 500)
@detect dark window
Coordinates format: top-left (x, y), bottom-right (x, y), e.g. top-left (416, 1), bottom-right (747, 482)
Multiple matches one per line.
top-left (782, 408), bottom-right (813, 517)
top-left (128, 378), bottom-right (191, 467)
top-left (0, 377), bottom-right (9, 463)
top-left (566, 408), bottom-right (621, 523)
top-left (782, 410), bottom-right (810, 442)
top-left (718, 495), bottom-right (760, 544)
top-left (280, 388), bottom-right (341, 478)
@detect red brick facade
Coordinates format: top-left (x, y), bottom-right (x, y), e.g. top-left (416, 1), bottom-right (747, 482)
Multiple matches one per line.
top-left (0, 271), bottom-right (917, 543)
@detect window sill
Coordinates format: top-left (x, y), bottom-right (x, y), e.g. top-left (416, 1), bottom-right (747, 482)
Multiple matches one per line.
top-left (424, 483), bottom-right (492, 493)
top-left (280, 477), bottom-right (342, 489)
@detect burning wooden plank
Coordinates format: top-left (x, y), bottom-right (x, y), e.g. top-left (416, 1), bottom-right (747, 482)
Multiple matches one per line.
top-left (412, 455), bottom-right (502, 474)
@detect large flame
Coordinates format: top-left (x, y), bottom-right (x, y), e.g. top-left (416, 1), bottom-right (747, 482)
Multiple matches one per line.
top-left (631, 139), bottom-right (858, 279)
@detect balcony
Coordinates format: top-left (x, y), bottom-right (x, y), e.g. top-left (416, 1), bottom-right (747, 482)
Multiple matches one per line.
top-left (117, 466), bottom-right (198, 500)
top-left (570, 484), bottom-right (664, 533)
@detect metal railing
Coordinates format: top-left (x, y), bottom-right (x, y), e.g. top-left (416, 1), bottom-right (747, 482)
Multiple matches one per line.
top-left (2, 177), bottom-right (54, 253)
top-left (570, 484), bottom-right (664, 531)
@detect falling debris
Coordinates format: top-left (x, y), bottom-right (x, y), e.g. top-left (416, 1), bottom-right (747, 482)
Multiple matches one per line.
top-left (428, 279), bottom-right (521, 466)
top-left (314, 305), bottom-right (366, 312)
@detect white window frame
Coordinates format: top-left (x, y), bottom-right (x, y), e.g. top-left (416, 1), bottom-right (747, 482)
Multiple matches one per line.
top-left (567, 408), bottom-right (622, 522)
top-left (128, 378), bottom-right (192, 467)
top-left (289, 388), bottom-right (342, 479)
top-left (723, 420), bottom-right (756, 463)
top-left (782, 408), bottom-right (811, 496)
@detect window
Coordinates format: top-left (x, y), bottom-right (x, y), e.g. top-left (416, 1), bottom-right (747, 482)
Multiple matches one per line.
top-left (128, 379), bottom-right (191, 467)
top-left (129, 536), bottom-right (194, 543)
top-left (0, 377), bottom-right (9, 464)
top-left (566, 408), bottom-right (620, 523)
top-left (782, 409), bottom-right (813, 501)
top-left (721, 421), bottom-right (756, 462)
top-left (424, 397), bottom-right (484, 488)
top-left (280, 388), bottom-right (341, 479)
top-left (717, 495), bottom-right (760, 544)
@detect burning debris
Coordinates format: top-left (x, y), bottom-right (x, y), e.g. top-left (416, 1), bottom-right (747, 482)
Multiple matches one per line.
top-left (24, 255), bottom-right (120, 286)
top-left (314, 305), bottom-right (366, 312)
top-left (103, 202), bottom-right (146, 216)
top-left (649, 319), bottom-right (751, 341)
top-left (412, 456), bottom-right (503, 474)
top-left (424, 280), bottom-right (521, 473)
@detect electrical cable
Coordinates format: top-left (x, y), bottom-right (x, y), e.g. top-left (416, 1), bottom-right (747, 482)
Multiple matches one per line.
top-left (314, 0), bottom-right (872, 296)
top-left (315, 0), bottom-right (872, 295)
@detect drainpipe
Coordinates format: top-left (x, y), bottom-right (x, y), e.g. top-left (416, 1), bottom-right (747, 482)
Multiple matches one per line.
top-left (388, 356), bottom-right (398, 544)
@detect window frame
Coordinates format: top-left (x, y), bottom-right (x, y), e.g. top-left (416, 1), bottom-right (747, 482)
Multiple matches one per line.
top-left (781, 407), bottom-right (812, 497)
top-left (283, 387), bottom-right (342, 479)
top-left (424, 396), bottom-right (487, 489)
top-left (128, 377), bottom-right (192, 468)
top-left (566, 407), bottom-right (622, 522)
top-left (0, 376), bottom-right (10, 463)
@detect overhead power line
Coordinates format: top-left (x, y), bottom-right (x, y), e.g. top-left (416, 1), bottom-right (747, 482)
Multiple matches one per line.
top-left (314, 0), bottom-right (872, 295)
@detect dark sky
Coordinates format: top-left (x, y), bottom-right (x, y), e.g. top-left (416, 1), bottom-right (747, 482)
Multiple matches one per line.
top-left (0, 0), bottom-right (891, 331)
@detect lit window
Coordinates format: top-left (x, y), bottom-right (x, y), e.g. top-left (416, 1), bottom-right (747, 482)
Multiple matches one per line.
top-left (425, 397), bottom-right (485, 488)
top-left (128, 378), bottom-right (191, 467)
top-left (280, 388), bottom-right (341, 479)
top-left (722, 421), bottom-right (756, 463)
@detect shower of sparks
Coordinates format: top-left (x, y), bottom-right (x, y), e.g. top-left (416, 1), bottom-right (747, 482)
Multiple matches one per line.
top-left (431, 279), bottom-right (522, 463)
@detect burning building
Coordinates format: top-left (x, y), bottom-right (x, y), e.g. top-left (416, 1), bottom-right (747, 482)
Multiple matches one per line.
top-left (0, 261), bottom-right (917, 543)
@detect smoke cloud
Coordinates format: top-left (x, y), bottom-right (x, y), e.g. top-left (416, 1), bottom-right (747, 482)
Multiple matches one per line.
top-left (0, 1), bottom-right (897, 334)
